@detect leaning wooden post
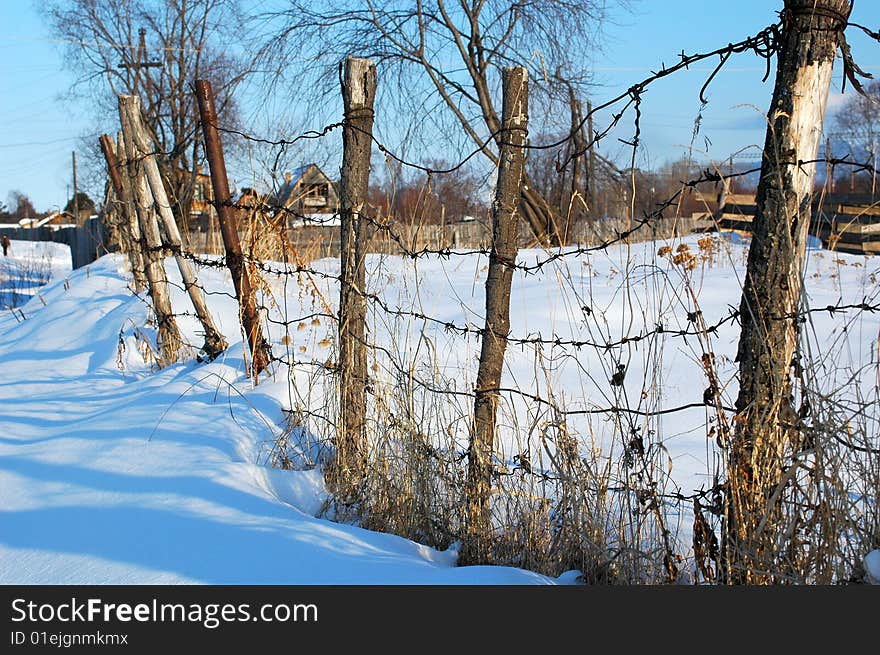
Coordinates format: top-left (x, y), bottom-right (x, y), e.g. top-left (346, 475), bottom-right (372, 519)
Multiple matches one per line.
top-left (336, 56), bottom-right (377, 493)
top-left (97, 177), bottom-right (121, 254)
top-left (463, 66), bottom-right (528, 565)
top-left (117, 131), bottom-right (148, 284)
top-left (126, 111), bottom-right (228, 361)
top-left (98, 136), bottom-right (126, 247)
top-left (727, 0), bottom-right (852, 584)
top-left (194, 79), bottom-right (271, 377)
top-left (100, 133), bottom-right (147, 292)
top-left (119, 96), bottom-right (182, 366)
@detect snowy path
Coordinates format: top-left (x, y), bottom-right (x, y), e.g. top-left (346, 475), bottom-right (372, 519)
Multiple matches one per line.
top-left (0, 253), bottom-right (551, 584)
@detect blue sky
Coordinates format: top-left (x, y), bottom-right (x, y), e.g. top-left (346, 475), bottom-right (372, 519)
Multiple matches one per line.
top-left (595, 0), bottom-right (880, 168)
top-left (2, 1), bottom-right (879, 212)
top-left (0, 2), bottom-right (99, 213)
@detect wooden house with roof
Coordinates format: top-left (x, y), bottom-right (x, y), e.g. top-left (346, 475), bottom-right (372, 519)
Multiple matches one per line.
top-left (187, 166), bottom-right (216, 229)
top-left (270, 164), bottom-right (339, 224)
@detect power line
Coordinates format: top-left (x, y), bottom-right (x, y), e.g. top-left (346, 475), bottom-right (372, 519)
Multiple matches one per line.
top-left (0, 136), bottom-right (84, 149)
top-left (2, 35), bottom-right (200, 55)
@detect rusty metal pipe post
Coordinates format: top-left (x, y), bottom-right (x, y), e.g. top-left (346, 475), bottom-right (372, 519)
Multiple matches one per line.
top-left (194, 79), bottom-right (270, 377)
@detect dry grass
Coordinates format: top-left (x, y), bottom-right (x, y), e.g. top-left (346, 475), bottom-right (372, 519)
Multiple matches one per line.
top-left (253, 224), bottom-right (878, 585)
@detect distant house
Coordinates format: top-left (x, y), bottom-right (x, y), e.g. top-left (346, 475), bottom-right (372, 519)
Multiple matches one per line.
top-left (270, 164), bottom-right (339, 225)
top-left (188, 166), bottom-right (215, 230)
top-left (232, 187), bottom-right (269, 224)
top-left (17, 212), bottom-right (75, 230)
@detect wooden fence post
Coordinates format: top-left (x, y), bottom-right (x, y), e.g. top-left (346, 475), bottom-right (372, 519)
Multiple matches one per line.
top-left (100, 134), bottom-right (147, 293)
top-left (125, 110), bottom-right (229, 361)
top-left (463, 66), bottom-right (529, 565)
top-left (335, 56), bottom-right (377, 495)
top-left (94, 159), bottom-right (122, 255)
top-left (98, 141), bottom-right (122, 241)
top-left (728, 0), bottom-right (852, 584)
top-left (117, 131), bottom-right (149, 292)
top-left (194, 79), bottom-right (271, 378)
top-left (118, 95), bottom-right (182, 366)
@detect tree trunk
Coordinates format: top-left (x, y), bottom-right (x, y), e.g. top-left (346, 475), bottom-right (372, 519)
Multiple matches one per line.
top-left (463, 66), bottom-right (528, 565)
top-left (336, 56), bottom-right (377, 497)
top-left (726, 0), bottom-right (850, 584)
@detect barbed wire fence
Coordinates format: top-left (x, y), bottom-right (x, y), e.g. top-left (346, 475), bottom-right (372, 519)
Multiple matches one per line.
top-left (96, 6), bottom-right (880, 584)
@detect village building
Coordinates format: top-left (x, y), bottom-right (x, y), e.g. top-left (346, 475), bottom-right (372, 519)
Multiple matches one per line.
top-left (187, 166), bottom-right (216, 231)
top-left (16, 211), bottom-right (77, 230)
top-left (270, 164), bottom-right (340, 226)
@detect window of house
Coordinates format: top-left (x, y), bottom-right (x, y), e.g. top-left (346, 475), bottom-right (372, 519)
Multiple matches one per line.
top-left (303, 183), bottom-right (327, 198)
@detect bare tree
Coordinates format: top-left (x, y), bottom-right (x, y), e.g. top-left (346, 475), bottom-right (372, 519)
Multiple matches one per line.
top-left (371, 159), bottom-right (485, 225)
top-left (5, 192), bottom-right (40, 221)
top-left (830, 80), bottom-right (880, 191)
top-left (832, 81), bottom-right (880, 160)
top-left (41, 0), bottom-right (250, 229)
top-left (256, 0), bottom-right (621, 245)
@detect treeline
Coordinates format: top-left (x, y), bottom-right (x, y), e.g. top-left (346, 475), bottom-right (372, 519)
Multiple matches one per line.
top-left (0, 191), bottom-right (95, 225)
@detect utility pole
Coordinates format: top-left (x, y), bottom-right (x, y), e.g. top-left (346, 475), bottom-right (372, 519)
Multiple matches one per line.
top-left (118, 28), bottom-right (162, 112)
top-left (72, 151), bottom-right (79, 225)
top-left (587, 100), bottom-right (596, 219)
top-left (119, 28), bottom-right (162, 72)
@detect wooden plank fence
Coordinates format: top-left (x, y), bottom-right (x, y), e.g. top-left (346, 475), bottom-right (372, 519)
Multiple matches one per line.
top-left (694, 189), bottom-right (880, 255)
top-left (0, 217), bottom-right (108, 270)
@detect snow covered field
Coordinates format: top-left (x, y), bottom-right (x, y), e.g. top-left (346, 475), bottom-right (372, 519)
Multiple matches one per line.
top-left (0, 240), bottom-right (71, 309)
top-left (0, 240), bottom-right (551, 584)
top-left (0, 235), bottom-right (877, 584)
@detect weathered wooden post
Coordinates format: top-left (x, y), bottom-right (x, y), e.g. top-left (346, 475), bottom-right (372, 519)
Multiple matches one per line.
top-left (194, 79), bottom-right (271, 377)
top-left (119, 96), bottom-right (182, 366)
top-left (98, 142), bottom-right (121, 231)
top-left (728, 0), bottom-right (852, 584)
top-left (94, 152), bottom-right (122, 255)
top-left (462, 66), bottom-right (529, 565)
top-left (335, 56), bottom-right (377, 494)
top-left (125, 110), bottom-right (228, 361)
top-left (100, 133), bottom-right (147, 292)
top-left (117, 132), bottom-right (148, 285)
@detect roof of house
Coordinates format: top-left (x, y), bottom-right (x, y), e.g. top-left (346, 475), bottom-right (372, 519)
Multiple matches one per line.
top-left (231, 187), bottom-right (263, 205)
top-left (272, 163), bottom-right (331, 207)
top-left (18, 212), bottom-right (75, 229)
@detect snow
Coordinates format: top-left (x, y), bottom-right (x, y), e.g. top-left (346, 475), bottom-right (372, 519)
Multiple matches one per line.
top-left (0, 233), bottom-right (877, 584)
top-left (0, 240), bottom-right (71, 309)
top-left (288, 213), bottom-right (340, 228)
top-left (866, 550), bottom-right (880, 585)
top-left (0, 242), bottom-right (549, 584)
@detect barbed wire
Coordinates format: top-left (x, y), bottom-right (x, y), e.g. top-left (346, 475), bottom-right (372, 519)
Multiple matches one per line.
top-left (122, 225), bottom-right (880, 463)
top-left (156, 239), bottom-right (880, 351)
top-left (93, 7), bottom-right (880, 535)
top-left (197, 13), bottom-right (879, 181)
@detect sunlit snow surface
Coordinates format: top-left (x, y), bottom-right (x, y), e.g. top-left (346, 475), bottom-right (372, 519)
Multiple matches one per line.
top-left (0, 235), bottom-right (877, 583)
